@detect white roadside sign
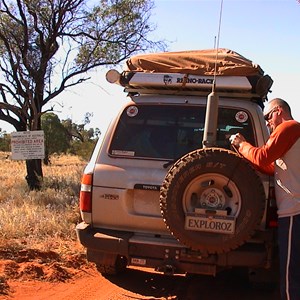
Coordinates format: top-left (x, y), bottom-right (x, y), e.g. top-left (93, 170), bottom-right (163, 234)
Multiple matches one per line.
top-left (11, 131), bottom-right (45, 160)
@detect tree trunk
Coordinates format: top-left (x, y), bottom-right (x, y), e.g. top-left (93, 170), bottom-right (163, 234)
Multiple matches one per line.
top-left (25, 159), bottom-right (43, 190)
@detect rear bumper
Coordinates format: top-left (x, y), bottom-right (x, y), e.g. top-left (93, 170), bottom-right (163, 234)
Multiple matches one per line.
top-left (76, 222), bottom-right (276, 275)
top-left (76, 222), bottom-right (132, 256)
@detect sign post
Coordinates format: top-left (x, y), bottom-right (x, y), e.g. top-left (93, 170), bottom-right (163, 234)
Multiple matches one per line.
top-left (11, 131), bottom-right (45, 160)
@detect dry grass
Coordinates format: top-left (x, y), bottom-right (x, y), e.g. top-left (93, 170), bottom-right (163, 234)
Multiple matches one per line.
top-left (0, 152), bottom-right (87, 255)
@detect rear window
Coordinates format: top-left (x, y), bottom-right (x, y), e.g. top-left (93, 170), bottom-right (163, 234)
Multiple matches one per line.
top-left (109, 104), bottom-right (255, 160)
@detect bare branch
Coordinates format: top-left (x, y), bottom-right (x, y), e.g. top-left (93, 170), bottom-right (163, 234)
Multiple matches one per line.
top-left (0, 0), bottom-right (165, 131)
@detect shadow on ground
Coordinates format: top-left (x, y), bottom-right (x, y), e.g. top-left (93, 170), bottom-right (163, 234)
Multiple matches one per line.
top-left (103, 267), bottom-right (281, 300)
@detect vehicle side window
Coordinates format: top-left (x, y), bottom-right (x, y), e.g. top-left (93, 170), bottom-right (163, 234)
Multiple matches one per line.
top-left (109, 104), bottom-right (255, 159)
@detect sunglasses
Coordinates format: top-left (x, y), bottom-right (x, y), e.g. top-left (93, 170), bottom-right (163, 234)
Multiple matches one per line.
top-left (264, 106), bottom-right (279, 121)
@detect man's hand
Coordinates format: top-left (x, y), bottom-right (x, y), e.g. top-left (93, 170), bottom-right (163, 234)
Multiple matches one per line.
top-left (229, 133), bottom-right (246, 148)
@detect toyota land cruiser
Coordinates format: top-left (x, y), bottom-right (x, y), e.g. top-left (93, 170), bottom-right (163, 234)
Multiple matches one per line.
top-left (76, 49), bottom-right (278, 284)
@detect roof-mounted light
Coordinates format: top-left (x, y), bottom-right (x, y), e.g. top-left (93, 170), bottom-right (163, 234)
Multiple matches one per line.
top-left (106, 69), bottom-right (121, 84)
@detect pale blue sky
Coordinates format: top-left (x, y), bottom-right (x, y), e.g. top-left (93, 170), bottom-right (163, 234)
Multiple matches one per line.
top-left (1, 0), bottom-right (300, 133)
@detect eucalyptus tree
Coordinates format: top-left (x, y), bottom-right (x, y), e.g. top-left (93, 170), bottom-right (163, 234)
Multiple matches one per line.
top-left (0, 0), bottom-right (164, 189)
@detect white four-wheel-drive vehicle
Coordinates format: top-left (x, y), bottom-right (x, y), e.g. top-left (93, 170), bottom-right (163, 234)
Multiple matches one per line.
top-left (76, 49), bottom-right (278, 285)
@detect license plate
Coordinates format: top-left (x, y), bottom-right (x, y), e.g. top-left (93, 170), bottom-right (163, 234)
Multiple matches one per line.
top-left (185, 213), bottom-right (236, 234)
top-left (131, 258), bottom-right (146, 265)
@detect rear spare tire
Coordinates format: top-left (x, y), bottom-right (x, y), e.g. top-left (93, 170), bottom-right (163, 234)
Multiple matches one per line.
top-left (160, 148), bottom-right (265, 254)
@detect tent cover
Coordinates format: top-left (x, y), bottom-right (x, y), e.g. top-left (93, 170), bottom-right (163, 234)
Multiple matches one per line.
top-left (125, 48), bottom-right (265, 77)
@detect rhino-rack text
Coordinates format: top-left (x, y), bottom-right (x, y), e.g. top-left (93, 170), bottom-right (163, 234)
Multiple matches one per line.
top-left (176, 77), bottom-right (213, 85)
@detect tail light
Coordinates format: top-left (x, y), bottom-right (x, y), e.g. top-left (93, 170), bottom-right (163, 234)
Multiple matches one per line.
top-left (266, 185), bottom-right (278, 228)
top-left (80, 173), bottom-right (93, 212)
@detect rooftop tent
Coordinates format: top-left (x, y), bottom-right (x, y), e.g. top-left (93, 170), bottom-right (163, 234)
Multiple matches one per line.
top-left (125, 48), bottom-right (264, 76)
top-left (106, 49), bottom-right (273, 100)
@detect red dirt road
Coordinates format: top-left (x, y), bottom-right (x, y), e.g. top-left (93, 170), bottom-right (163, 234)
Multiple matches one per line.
top-left (1, 263), bottom-right (281, 300)
top-left (0, 245), bottom-right (281, 300)
top-left (2, 268), bottom-right (144, 300)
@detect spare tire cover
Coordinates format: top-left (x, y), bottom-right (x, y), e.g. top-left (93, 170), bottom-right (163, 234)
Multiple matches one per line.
top-left (160, 148), bottom-right (266, 254)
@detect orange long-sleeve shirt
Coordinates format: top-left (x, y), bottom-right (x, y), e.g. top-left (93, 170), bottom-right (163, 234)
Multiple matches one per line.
top-left (239, 120), bottom-right (300, 217)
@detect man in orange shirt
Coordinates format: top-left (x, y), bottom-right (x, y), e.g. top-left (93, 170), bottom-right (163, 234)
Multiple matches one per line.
top-left (230, 98), bottom-right (300, 300)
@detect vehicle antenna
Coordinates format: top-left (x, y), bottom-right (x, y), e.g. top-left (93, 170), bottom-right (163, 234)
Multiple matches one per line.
top-left (202, 0), bottom-right (224, 148)
top-left (212, 0), bottom-right (223, 92)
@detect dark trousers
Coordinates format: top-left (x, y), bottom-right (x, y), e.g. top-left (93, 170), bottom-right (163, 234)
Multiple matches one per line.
top-left (278, 214), bottom-right (300, 300)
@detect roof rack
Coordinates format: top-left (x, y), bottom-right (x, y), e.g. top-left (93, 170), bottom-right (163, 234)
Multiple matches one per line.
top-left (106, 70), bottom-right (272, 101)
top-left (106, 49), bottom-right (273, 101)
